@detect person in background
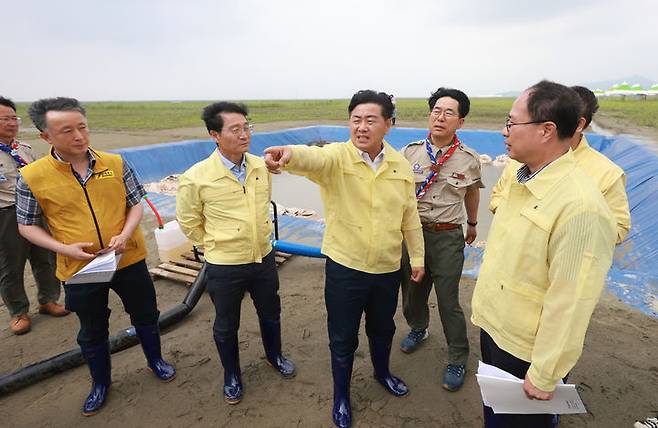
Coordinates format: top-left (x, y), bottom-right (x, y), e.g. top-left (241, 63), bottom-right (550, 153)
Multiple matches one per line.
top-left (0, 96), bottom-right (66, 335)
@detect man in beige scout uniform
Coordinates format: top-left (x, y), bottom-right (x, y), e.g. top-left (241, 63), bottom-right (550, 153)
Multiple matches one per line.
top-left (0, 95), bottom-right (65, 335)
top-left (399, 87), bottom-right (482, 392)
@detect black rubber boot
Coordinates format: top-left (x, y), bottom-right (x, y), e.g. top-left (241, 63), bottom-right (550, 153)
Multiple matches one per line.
top-left (259, 318), bottom-right (295, 378)
top-left (331, 352), bottom-right (354, 428)
top-left (369, 338), bottom-right (409, 397)
top-left (135, 324), bottom-right (177, 382)
top-left (80, 341), bottom-right (111, 416)
top-left (214, 335), bottom-right (243, 404)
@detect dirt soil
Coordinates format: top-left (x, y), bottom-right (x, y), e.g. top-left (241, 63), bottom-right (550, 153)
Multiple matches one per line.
top-left (1, 122), bottom-right (657, 427)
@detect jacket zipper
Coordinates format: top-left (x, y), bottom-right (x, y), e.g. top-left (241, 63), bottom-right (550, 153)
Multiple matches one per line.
top-left (73, 167), bottom-right (105, 249)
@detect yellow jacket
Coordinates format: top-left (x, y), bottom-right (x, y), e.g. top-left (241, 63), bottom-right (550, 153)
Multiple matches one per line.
top-left (472, 150), bottom-right (616, 391)
top-left (176, 150), bottom-right (273, 265)
top-left (489, 136), bottom-right (630, 243)
top-left (285, 141), bottom-right (424, 274)
top-left (20, 149), bottom-right (147, 280)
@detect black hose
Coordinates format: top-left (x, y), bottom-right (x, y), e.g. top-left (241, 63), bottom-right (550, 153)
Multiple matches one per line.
top-left (0, 263), bottom-right (208, 396)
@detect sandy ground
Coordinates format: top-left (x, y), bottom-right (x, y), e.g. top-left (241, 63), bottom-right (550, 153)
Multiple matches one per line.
top-left (1, 121), bottom-right (657, 427)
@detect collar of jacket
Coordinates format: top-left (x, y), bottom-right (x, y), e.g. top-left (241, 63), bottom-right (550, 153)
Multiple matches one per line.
top-left (523, 149), bottom-right (577, 200)
top-left (207, 149), bottom-right (263, 181)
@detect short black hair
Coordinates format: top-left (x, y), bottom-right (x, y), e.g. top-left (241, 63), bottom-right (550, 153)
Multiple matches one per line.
top-left (526, 80), bottom-right (583, 140)
top-left (428, 88), bottom-right (470, 118)
top-left (571, 86), bottom-right (599, 128)
top-left (202, 102), bottom-right (249, 133)
top-left (27, 97), bottom-right (87, 132)
top-left (348, 90), bottom-right (394, 119)
top-left (0, 96), bottom-right (16, 112)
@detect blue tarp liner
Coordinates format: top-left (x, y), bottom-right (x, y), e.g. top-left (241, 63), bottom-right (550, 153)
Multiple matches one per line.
top-left (114, 126), bottom-right (657, 317)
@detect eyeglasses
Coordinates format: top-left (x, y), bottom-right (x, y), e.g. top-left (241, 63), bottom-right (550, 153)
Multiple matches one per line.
top-left (430, 109), bottom-right (458, 119)
top-left (226, 123), bottom-right (253, 135)
top-left (0, 116), bottom-right (21, 124)
top-left (504, 118), bottom-right (550, 132)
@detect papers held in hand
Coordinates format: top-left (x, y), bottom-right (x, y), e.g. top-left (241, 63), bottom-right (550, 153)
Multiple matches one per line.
top-left (476, 361), bottom-right (587, 415)
top-left (66, 251), bottom-right (122, 284)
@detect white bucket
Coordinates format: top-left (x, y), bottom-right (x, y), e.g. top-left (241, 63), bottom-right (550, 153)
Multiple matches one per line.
top-left (154, 220), bottom-right (193, 263)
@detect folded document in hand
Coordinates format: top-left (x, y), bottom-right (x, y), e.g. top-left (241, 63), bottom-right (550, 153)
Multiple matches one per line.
top-left (66, 251), bottom-right (122, 284)
top-left (476, 361), bottom-right (586, 414)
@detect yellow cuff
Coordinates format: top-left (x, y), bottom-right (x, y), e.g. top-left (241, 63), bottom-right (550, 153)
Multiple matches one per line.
top-left (527, 364), bottom-right (558, 393)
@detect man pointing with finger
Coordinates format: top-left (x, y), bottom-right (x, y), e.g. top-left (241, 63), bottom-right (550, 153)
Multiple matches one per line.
top-left (265, 90), bottom-right (424, 428)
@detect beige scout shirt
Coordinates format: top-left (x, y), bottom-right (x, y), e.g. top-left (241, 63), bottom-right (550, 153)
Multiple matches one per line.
top-left (0, 140), bottom-right (36, 208)
top-left (401, 139), bottom-right (484, 224)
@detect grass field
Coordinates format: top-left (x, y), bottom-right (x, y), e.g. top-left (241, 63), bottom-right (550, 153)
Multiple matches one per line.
top-left (13, 96), bottom-right (658, 132)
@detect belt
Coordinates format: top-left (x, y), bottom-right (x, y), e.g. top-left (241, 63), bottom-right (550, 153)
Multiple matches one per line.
top-left (422, 222), bottom-right (461, 232)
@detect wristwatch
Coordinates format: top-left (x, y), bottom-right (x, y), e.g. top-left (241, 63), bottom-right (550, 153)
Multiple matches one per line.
top-left (466, 220), bottom-right (478, 227)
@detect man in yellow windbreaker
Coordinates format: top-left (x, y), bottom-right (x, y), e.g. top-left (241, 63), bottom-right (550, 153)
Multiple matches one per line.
top-left (16, 97), bottom-right (175, 417)
top-left (471, 81), bottom-right (616, 427)
top-left (489, 86), bottom-right (630, 244)
top-left (176, 102), bottom-right (295, 406)
top-left (264, 90), bottom-right (425, 428)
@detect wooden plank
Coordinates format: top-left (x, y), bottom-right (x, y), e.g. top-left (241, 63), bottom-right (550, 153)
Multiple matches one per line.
top-left (150, 267), bottom-right (195, 285)
top-left (169, 259), bottom-right (204, 270)
top-left (159, 263), bottom-right (199, 277)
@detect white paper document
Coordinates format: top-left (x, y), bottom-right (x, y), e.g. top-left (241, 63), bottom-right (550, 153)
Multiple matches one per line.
top-left (476, 361), bottom-right (586, 415)
top-left (66, 251), bottom-right (122, 284)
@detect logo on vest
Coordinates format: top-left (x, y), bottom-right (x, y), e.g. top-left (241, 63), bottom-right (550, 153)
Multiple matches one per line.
top-left (412, 162), bottom-right (423, 173)
top-left (94, 169), bottom-right (115, 179)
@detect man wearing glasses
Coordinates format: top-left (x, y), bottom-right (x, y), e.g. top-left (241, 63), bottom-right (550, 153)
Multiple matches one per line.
top-left (471, 81), bottom-right (616, 427)
top-left (489, 86), bottom-right (630, 244)
top-left (177, 102), bottom-right (295, 406)
top-left (398, 88), bottom-right (483, 392)
top-left (264, 90), bottom-right (425, 428)
top-left (0, 96), bottom-right (66, 335)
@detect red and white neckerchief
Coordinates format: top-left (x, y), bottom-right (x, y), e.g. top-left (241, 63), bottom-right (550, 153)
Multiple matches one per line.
top-left (415, 133), bottom-right (460, 200)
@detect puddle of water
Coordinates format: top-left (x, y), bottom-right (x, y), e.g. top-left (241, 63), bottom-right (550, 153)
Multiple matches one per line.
top-left (270, 164), bottom-right (504, 240)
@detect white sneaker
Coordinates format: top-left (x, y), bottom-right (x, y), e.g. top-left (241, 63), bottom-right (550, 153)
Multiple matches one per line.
top-left (635, 417), bottom-right (658, 428)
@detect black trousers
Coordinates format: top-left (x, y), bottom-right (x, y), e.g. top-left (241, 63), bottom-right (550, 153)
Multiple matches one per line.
top-left (205, 250), bottom-right (281, 341)
top-left (480, 329), bottom-right (556, 428)
top-left (325, 258), bottom-right (401, 357)
top-left (64, 259), bottom-right (159, 348)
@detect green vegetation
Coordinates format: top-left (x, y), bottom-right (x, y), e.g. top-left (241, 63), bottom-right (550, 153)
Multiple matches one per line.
top-left (597, 97), bottom-right (658, 128)
top-left (13, 96), bottom-right (658, 131)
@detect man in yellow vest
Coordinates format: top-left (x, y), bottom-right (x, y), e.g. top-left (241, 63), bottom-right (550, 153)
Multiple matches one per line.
top-left (264, 90), bottom-right (425, 428)
top-left (177, 102), bottom-right (295, 406)
top-left (0, 95), bottom-right (67, 335)
top-left (471, 81), bottom-right (616, 427)
top-left (489, 86), bottom-right (630, 244)
top-left (16, 97), bottom-right (176, 416)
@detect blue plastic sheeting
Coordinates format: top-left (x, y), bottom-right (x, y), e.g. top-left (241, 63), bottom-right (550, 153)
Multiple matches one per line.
top-left (114, 126), bottom-right (657, 317)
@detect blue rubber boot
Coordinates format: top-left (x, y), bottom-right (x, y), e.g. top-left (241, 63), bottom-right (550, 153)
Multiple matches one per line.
top-left (331, 352), bottom-right (353, 428)
top-left (80, 341), bottom-right (111, 416)
top-left (368, 338), bottom-right (409, 397)
top-left (259, 318), bottom-right (296, 378)
top-left (135, 324), bottom-right (177, 382)
top-left (214, 335), bottom-right (243, 404)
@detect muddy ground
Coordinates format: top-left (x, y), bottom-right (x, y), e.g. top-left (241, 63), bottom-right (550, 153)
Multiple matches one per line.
top-left (1, 121), bottom-right (656, 427)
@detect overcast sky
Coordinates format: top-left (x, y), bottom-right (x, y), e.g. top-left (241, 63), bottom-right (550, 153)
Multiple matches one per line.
top-left (5, 0), bottom-right (657, 101)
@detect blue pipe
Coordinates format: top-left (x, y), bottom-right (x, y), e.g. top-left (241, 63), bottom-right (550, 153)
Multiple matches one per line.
top-left (272, 240), bottom-right (325, 258)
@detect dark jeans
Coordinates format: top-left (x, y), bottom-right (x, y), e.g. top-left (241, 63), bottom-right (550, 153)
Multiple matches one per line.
top-left (205, 250), bottom-right (281, 341)
top-left (325, 258), bottom-right (401, 357)
top-left (401, 227), bottom-right (469, 364)
top-left (480, 329), bottom-right (556, 428)
top-left (0, 206), bottom-right (60, 317)
top-left (64, 259), bottom-right (159, 348)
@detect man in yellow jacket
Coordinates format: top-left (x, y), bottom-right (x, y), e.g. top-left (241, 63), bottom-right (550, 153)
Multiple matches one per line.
top-left (489, 86), bottom-right (630, 244)
top-left (176, 102), bottom-right (295, 406)
top-left (17, 97), bottom-right (175, 416)
top-left (471, 81), bottom-right (617, 427)
top-left (264, 90), bottom-right (425, 428)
